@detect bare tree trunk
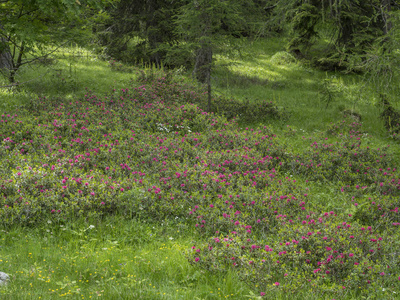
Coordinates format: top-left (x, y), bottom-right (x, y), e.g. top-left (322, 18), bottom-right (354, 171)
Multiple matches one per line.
top-left (193, 46), bottom-right (212, 84)
top-left (0, 23), bottom-right (14, 80)
top-left (192, 4), bottom-right (213, 111)
top-left (207, 64), bottom-right (212, 112)
top-left (9, 41), bottom-right (24, 83)
top-left (0, 46), bottom-right (13, 71)
top-left (193, 44), bottom-right (213, 111)
top-left (381, 0), bottom-right (392, 35)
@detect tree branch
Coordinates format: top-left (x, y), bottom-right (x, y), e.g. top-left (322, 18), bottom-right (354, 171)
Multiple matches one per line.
top-left (19, 41), bottom-right (69, 67)
top-left (0, 70), bottom-right (47, 88)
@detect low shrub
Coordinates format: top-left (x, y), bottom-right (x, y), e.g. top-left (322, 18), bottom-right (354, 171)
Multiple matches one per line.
top-left (189, 212), bottom-right (400, 298)
top-left (1, 75), bottom-right (399, 297)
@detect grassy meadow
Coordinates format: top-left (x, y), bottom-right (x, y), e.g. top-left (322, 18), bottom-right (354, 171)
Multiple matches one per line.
top-left (0, 38), bottom-right (399, 299)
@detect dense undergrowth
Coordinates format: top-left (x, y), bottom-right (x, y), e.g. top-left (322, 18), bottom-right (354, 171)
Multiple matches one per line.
top-left (1, 69), bottom-right (399, 299)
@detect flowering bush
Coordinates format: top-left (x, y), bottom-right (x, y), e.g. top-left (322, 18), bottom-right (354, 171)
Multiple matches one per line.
top-left (188, 212), bottom-right (400, 298)
top-left (1, 76), bottom-right (399, 297)
top-left (133, 69), bottom-right (284, 122)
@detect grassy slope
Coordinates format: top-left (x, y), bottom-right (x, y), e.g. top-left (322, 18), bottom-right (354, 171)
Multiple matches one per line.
top-left (0, 47), bottom-right (134, 112)
top-left (0, 39), bottom-right (399, 299)
top-left (214, 38), bottom-right (388, 133)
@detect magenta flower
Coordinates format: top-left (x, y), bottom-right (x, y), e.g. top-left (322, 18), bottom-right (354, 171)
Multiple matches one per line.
top-left (274, 282), bottom-right (280, 286)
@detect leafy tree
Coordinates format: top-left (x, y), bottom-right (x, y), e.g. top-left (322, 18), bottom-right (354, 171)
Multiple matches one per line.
top-left (0, 0), bottom-right (107, 83)
top-left (349, 8), bottom-right (400, 98)
top-left (97, 0), bottom-right (267, 67)
top-left (175, 0), bottom-right (265, 110)
top-left (96, 0), bottom-right (186, 67)
top-left (270, 0), bottom-right (398, 70)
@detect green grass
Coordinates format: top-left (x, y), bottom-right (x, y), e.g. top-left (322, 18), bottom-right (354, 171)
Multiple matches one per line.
top-left (212, 37), bottom-right (399, 145)
top-left (1, 38), bottom-right (400, 299)
top-left (1, 216), bottom-right (255, 299)
top-left (0, 46), bottom-right (135, 112)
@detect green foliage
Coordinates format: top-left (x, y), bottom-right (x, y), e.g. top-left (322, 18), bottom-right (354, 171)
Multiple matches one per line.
top-left (286, 2), bottom-right (320, 52)
top-left (189, 213), bottom-right (400, 298)
top-left (96, 0), bottom-right (185, 66)
top-left (318, 75), bottom-right (344, 108)
top-left (275, 0), bottom-right (394, 72)
top-left (0, 0), bottom-right (108, 82)
top-left (2, 36), bottom-right (400, 299)
top-left (347, 10), bottom-right (400, 98)
top-left (134, 68), bottom-right (283, 122)
top-left (270, 51), bottom-right (297, 65)
top-left (379, 94), bottom-right (400, 141)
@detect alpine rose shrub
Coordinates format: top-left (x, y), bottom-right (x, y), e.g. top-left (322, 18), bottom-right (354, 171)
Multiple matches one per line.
top-left (1, 77), bottom-right (399, 297)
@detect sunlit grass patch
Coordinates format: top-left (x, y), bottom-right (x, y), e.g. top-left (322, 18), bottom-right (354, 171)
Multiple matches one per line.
top-left (0, 217), bottom-right (253, 299)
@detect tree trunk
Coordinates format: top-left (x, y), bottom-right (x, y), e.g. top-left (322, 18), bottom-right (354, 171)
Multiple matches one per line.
top-left (0, 23), bottom-right (14, 80)
top-left (9, 41), bottom-right (24, 83)
top-left (193, 2), bottom-right (213, 100)
top-left (192, 7), bottom-right (213, 111)
top-left (207, 65), bottom-right (212, 113)
top-left (193, 46), bottom-right (212, 84)
top-left (0, 46), bottom-right (13, 71)
top-left (381, 0), bottom-right (392, 35)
